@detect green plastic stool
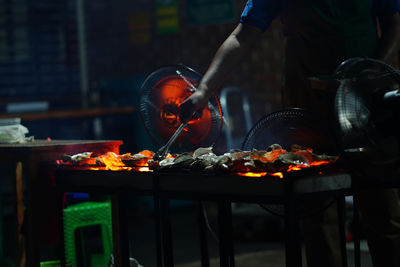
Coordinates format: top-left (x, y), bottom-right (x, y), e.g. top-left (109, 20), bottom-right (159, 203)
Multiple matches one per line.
top-left (40, 260), bottom-right (73, 267)
top-left (63, 201), bottom-right (113, 267)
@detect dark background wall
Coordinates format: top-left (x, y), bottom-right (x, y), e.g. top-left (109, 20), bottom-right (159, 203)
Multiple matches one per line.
top-left (83, 0), bottom-right (286, 152)
top-left (86, 0), bottom-right (285, 120)
top-left (0, 0), bottom-right (285, 153)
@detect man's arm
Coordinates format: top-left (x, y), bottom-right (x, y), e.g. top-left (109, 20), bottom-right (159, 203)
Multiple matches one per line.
top-left (179, 23), bottom-right (262, 122)
top-left (376, 12), bottom-right (400, 64)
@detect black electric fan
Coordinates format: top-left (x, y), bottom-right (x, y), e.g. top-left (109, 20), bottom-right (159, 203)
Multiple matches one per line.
top-left (139, 65), bottom-right (223, 154)
top-left (241, 108), bottom-right (339, 217)
top-left (334, 57), bottom-right (400, 165)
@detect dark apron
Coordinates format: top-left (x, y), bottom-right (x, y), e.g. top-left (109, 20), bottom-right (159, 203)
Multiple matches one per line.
top-left (281, 0), bottom-right (378, 119)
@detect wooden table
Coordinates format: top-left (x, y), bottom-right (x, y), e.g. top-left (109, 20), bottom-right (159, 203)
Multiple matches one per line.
top-left (0, 140), bottom-right (122, 267)
top-left (0, 106), bottom-right (134, 121)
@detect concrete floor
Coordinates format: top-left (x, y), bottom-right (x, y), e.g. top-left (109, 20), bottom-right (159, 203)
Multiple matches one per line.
top-left (126, 199), bottom-right (374, 267)
top-left (0, 195), bottom-right (373, 266)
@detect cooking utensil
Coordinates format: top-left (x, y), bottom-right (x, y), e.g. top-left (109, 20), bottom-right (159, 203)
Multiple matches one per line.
top-left (139, 65), bottom-right (223, 155)
top-left (153, 122), bottom-right (188, 161)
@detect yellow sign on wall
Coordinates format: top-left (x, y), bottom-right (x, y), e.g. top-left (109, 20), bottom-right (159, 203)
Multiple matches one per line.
top-left (156, 0), bottom-right (180, 34)
top-left (128, 11), bottom-right (151, 45)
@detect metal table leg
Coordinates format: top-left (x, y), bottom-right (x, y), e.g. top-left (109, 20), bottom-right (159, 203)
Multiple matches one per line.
top-left (337, 197), bottom-right (348, 267)
top-left (217, 201), bottom-right (234, 267)
top-left (284, 181), bottom-right (302, 267)
top-left (353, 194), bottom-right (361, 267)
top-left (160, 197), bottom-right (174, 267)
top-left (198, 202), bottom-right (210, 267)
top-left (111, 194), bottom-right (131, 267)
top-left (153, 175), bottom-right (164, 267)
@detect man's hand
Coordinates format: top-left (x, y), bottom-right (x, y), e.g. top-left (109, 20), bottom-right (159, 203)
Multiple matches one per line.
top-left (179, 90), bottom-right (208, 123)
top-left (179, 23), bottom-right (261, 123)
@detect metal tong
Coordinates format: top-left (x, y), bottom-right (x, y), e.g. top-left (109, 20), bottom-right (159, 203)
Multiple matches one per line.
top-left (153, 122), bottom-right (188, 161)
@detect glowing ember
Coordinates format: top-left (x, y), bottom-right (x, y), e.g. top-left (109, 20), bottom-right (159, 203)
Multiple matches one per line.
top-left (138, 167), bottom-right (151, 172)
top-left (287, 165), bottom-right (308, 172)
top-left (310, 161), bottom-right (331, 166)
top-left (138, 150), bottom-right (154, 158)
top-left (237, 172), bottom-right (268, 177)
top-left (236, 172), bottom-right (284, 179)
top-left (270, 172), bottom-right (284, 179)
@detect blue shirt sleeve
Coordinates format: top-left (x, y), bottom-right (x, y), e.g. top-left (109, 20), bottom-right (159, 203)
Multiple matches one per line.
top-left (240, 0), bottom-right (283, 32)
top-left (373, 0), bottom-right (400, 16)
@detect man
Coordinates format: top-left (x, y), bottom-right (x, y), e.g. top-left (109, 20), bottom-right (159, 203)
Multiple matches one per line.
top-left (180, 0), bottom-right (400, 266)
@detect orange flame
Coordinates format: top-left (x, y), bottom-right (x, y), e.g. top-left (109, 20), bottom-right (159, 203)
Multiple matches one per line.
top-left (88, 151), bottom-right (154, 172)
top-left (138, 150), bottom-right (154, 158)
top-left (96, 152), bottom-right (130, 171)
top-left (287, 165), bottom-right (308, 172)
top-left (138, 167), bottom-right (151, 172)
top-left (310, 160), bottom-right (331, 166)
top-left (237, 172), bottom-right (268, 177)
top-left (236, 172), bottom-right (284, 179)
top-left (82, 147), bottom-right (335, 177)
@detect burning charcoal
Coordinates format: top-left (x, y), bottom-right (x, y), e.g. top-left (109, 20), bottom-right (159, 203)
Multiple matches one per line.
top-left (252, 159), bottom-right (278, 173)
top-left (250, 147), bottom-right (287, 163)
top-left (172, 153), bottom-right (194, 168)
top-left (137, 150), bottom-right (154, 158)
top-left (274, 152), bottom-right (310, 168)
top-left (119, 153), bottom-right (144, 160)
top-left (147, 159), bottom-right (159, 168)
top-left (291, 144), bottom-right (338, 164)
top-left (291, 144), bottom-right (313, 153)
top-left (189, 152), bottom-right (217, 171)
top-left (214, 155), bottom-right (232, 172)
top-left (230, 151), bottom-right (252, 161)
top-left (244, 160), bottom-right (257, 171)
top-left (144, 142), bottom-right (337, 175)
top-left (293, 150), bottom-right (314, 164)
top-left (193, 147), bottom-right (213, 159)
top-left (61, 152), bottom-right (95, 165)
top-left (227, 158), bottom-right (251, 173)
top-left (249, 149), bottom-right (268, 158)
top-left (120, 153), bottom-right (151, 167)
top-left (201, 154), bottom-right (230, 173)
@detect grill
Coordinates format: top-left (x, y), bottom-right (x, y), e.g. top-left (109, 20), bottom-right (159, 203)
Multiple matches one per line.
top-left (54, 162), bottom-right (350, 198)
top-left (52, 150), bottom-right (400, 267)
top-left (52, 154), bottom-right (352, 267)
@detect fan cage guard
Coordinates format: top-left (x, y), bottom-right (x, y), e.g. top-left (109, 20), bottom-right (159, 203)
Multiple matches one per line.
top-left (139, 65), bottom-right (223, 153)
top-left (334, 57), bottom-right (400, 163)
top-left (242, 108), bottom-right (339, 155)
top-left (241, 108), bottom-right (339, 217)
